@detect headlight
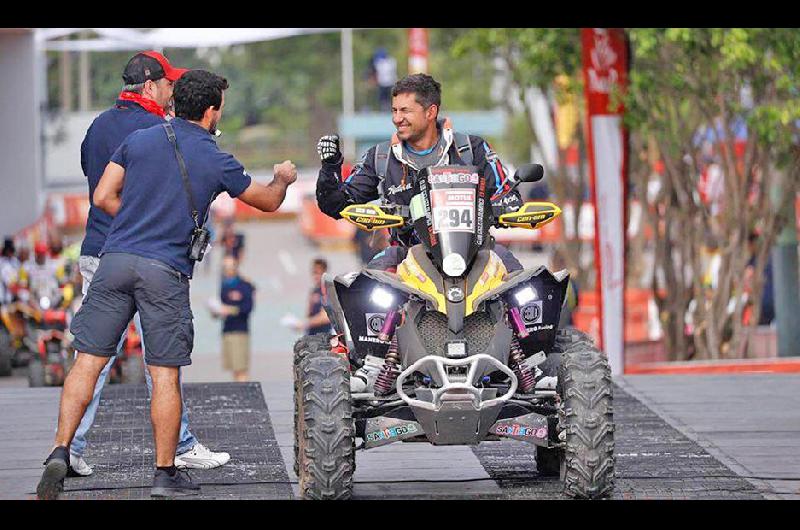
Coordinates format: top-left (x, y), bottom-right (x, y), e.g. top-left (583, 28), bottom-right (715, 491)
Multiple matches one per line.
top-left (442, 253), bottom-right (467, 277)
top-left (39, 296), bottom-right (51, 310)
top-left (370, 287), bottom-right (395, 309)
top-left (514, 286), bottom-right (537, 306)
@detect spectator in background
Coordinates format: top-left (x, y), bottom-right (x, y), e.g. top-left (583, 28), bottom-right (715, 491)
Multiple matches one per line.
top-left (0, 238), bottom-right (19, 304)
top-left (368, 48), bottom-right (397, 111)
top-left (293, 258), bottom-right (332, 336)
top-left (16, 243), bottom-right (30, 268)
top-left (220, 219), bottom-right (245, 261)
top-left (212, 256), bottom-right (255, 382)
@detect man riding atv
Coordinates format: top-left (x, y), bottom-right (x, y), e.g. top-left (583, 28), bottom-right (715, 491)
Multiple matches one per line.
top-left (316, 74), bottom-right (526, 392)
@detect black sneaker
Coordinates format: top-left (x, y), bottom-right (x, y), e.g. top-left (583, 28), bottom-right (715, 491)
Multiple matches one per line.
top-left (151, 468), bottom-right (201, 498)
top-left (36, 446), bottom-right (69, 500)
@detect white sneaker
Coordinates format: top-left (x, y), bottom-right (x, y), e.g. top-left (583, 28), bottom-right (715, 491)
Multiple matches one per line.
top-left (69, 453), bottom-right (93, 476)
top-left (174, 443), bottom-right (230, 470)
top-left (350, 355), bottom-right (386, 393)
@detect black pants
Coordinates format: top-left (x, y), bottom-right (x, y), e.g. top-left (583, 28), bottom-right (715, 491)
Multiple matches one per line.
top-left (366, 244), bottom-right (523, 273)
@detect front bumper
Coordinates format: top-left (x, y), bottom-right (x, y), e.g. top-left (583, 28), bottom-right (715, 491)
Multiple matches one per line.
top-left (361, 354), bottom-right (551, 447)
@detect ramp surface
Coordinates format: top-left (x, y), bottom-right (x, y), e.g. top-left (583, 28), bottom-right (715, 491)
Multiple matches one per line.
top-left (56, 382), bottom-right (292, 500)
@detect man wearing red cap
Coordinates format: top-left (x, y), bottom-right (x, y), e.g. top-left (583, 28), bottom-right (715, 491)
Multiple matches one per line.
top-left (54, 52), bottom-right (228, 484)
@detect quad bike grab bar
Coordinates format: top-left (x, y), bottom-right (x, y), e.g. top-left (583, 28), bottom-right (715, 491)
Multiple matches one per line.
top-left (396, 354), bottom-right (518, 412)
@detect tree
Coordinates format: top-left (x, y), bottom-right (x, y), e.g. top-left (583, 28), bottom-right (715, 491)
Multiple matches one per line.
top-left (448, 29), bottom-right (594, 288)
top-left (622, 29), bottom-right (800, 359)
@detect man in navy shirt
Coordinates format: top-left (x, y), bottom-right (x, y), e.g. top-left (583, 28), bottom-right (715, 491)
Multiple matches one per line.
top-left (37, 70), bottom-right (297, 499)
top-left (68, 51), bottom-right (229, 480)
top-left (213, 255), bottom-right (255, 382)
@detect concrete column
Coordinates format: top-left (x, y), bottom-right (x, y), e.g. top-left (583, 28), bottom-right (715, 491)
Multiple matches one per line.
top-left (78, 32), bottom-right (90, 110)
top-left (772, 195), bottom-right (800, 357)
top-left (340, 28), bottom-right (355, 161)
top-left (60, 49), bottom-right (73, 112)
top-left (0, 30), bottom-right (43, 236)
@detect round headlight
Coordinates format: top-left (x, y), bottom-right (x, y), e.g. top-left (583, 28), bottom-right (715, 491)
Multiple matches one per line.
top-left (514, 286), bottom-right (537, 306)
top-left (442, 253), bottom-right (467, 277)
top-left (370, 287), bottom-right (395, 309)
top-left (39, 296), bottom-right (52, 310)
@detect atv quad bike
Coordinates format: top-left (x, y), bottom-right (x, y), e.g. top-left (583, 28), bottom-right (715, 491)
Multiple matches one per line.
top-left (294, 164), bottom-right (614, 500)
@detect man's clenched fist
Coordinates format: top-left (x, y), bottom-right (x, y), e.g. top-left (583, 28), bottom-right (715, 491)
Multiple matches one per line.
top-left (317, 134), bottom-right (341, 163)
top-left (274, 160), bottom-right (297, 186)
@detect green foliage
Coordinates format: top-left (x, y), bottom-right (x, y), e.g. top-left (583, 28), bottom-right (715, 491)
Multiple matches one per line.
top-left (624, 29), bottom-right (800, 165)
top-left (451, 29), bottom-right (582, 96)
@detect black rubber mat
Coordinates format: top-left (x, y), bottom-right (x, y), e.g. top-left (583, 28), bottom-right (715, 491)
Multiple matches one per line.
top-left (60, 382), bottom-right (292, 500)
top-left (471, 384), bottom-right (765, 499)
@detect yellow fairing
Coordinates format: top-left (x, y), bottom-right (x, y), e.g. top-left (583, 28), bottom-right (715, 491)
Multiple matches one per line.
top-left (396, 250), bottom-right (446, 313)
top-left (498, 201), bottom-right (562, 230)
top-left (465, 251), bottom-right (507, 315)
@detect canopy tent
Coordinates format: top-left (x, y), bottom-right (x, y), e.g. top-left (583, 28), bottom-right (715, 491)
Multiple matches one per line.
top-left (38, 28), bottom-right (337, 51)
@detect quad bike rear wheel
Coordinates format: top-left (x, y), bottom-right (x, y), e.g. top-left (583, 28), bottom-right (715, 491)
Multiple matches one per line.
top-left (28, 359), bottom-right (46, 387)
top-left (554, 328), bottom-right (615, 499)
top-left (296, 354), bottom-right (354, 500)
top-left (0, 328), bottom-right (13, 376)
top-left (122, 356), bottom-right (146, 384)
top-left (536, 446), bottom-right (564, 476)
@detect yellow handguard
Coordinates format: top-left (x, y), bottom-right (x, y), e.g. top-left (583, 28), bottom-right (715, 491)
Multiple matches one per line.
top-left (340, 204), bottom-right (404, 232)
top-left (498, 201), bottom-right (562, 230)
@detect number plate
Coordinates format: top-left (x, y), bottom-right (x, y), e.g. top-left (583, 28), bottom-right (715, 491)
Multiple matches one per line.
top-left (431, 189), bottom-right (475, 234)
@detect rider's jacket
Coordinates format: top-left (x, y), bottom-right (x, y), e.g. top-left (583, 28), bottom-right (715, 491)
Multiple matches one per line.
top-left (316, 118), bottom-right (521, 246)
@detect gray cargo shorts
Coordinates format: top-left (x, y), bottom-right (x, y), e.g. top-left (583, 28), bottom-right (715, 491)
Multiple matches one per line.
top-left (70, 252), bottom-right (193, 367)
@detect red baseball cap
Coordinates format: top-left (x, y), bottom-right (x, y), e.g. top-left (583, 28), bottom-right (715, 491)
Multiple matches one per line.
top-left (122, 51), bottom-right (188, 84)
top-left (34, 241), bottom-right (48, 255)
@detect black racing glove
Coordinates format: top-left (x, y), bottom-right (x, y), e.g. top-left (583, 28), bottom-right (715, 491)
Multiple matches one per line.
top-left (317, 134), bottom-right (343, 164)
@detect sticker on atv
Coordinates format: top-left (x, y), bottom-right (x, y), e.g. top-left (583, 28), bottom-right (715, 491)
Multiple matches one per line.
top-left (430, 189), bottom-right (476, 234)
top-left (520, 301), bottom-right (543, 324)
top-left (365, 313), bottom-right (386, 337)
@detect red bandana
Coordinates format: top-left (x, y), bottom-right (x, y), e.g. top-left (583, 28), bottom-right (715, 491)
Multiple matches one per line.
top-left (117, 91), bottom-right (166, 118)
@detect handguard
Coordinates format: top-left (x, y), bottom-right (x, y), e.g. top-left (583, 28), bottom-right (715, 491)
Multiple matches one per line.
top-left (340, 204), bottom-right (405, 232)
top-left (498, 201), bottom-right (562, 230)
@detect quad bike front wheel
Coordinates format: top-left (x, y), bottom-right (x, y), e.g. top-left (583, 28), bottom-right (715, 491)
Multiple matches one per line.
top-left (296, 354), bottom-right (355, 500)
top-left (292, 334), bottom-right (333, 475)
top-left (555, 329), bottom-right (615, 499)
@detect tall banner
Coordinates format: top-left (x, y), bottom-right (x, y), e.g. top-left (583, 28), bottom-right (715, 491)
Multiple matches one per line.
top-left (408, 28), bottom-right (428, 74)
top-left (581, 28), bottom-right (629, 375)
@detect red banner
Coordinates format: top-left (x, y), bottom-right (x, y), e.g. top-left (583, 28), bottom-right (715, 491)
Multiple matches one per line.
top-left (581, 28), bottom-right (628, 116)
top-left (581, 28), bottom-right (629, 375)
top-left (408, 28), bottom-right (428, 74)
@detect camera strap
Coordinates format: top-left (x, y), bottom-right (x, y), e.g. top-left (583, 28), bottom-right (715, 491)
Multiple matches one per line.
top-left (163, 123), bottom-right (201, 229)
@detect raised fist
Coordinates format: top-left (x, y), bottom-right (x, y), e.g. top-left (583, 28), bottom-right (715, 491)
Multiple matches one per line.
top-left (274, 160), bottom-right (297, 186)
top-left (317, 134), bottom-right (341, 163)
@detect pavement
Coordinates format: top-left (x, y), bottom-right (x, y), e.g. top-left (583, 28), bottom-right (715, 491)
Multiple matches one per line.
top-left (0, 219), bottom-right (798, 499)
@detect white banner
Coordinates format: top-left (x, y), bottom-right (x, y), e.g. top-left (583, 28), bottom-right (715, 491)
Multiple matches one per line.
top-left (591, 115), bottom-right (625, 374)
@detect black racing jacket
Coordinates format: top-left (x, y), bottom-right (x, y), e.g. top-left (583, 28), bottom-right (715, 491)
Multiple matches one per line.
top-left (316, 120), bottom-right (521, 246)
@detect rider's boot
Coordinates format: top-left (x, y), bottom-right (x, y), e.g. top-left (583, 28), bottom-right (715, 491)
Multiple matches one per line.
top-left (350, 354), bottom-right (386, 393)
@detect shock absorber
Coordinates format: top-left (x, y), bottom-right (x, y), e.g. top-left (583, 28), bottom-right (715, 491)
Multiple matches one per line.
top-left (373, 309), bottom-right (402, 396)
top-left (374, 335), bottom-right (401, 396)
top-left (508, 306), bottom-right (535, 393)
top-left (509, 336), bottom-right (536, 393)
